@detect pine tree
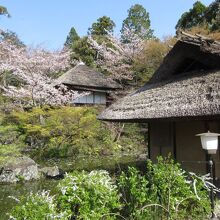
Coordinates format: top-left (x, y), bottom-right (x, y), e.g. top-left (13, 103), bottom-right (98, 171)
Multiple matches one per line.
top-left (121, 4), bottom-right (154, 41)
top-left (65, 27), bottom-right (80, 47)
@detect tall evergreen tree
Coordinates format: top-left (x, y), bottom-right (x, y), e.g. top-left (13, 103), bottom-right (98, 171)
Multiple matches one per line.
top-left (65, 27), bottom-right (80, 47)
top-left (71, 36), bottom-right (96, 66)
top-left (65, 27), bottom-right (96, 66)
top-left (88, 16), bottom-right (115, 36)
top-left (121, 4), bottom-right (154, 41)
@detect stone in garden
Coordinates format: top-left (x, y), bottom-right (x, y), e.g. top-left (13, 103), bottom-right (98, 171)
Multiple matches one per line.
top-left (39, 166), bottom-right (64, 179)
top-left (0, 156), bottom-right (39, 183)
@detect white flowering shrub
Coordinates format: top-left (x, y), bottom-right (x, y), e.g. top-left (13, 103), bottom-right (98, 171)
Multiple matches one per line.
top-left (9, 190), bottom-right (66, 220)
top-left (9, 159), bottom-right (213, 220)
top-left (9, 171), bottom-right (121, 219)
top-left (57, 170), bottom-right (121, 220)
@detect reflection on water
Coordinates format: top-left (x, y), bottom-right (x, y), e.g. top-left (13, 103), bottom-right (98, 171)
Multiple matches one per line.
top-left (0, 154), bottom-right (146, 219)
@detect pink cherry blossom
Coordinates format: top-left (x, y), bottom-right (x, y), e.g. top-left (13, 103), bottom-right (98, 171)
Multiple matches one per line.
top-left (0, 40), bottom-right (86, 106)
top-left (88, 28), bottom-right (144, 82)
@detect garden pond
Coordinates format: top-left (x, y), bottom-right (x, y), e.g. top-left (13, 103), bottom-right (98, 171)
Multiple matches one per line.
top-left (0, 154), bottom-right (146, 219)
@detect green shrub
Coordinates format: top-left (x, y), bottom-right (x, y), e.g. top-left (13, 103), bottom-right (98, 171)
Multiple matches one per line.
top-left (0, 144), bottom-right (21, 166)
top-left (0, 106), bottom-right (146, 159)
top-left (118, 167), bottom-right (153, 219)
top-left (10, 190), bottom-right (65, 220)
top-left (118, 156), bottom-right (211, 220)
top-left (11, 106), bottom-right (116, 158)
top-left (57, 170), bottom-right (121, 219)
top-left (117, 123), bottom-right (146, 154)
top-left (146, 156), bottom-right (211, 219)
top-left (0, 125), bottom-right (21, 145)
top-left (9, 158), bottom-right (212, 220)
top-left (10, 171), bottom-right (121, 219)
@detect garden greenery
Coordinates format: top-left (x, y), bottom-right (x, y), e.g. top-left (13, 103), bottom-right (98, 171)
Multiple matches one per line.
top-left (119, 156), bottom-right (211, 219)
top-left (0, 106), bottom-right (145, 160)
top-left (57, 170), bottom-right (121, 219)
top-left (0, 144), bottom-right (21, 166)
top-left (10, 191), bottom-right (62, 220)
top-left (10, 157), bottom-right (212, 220)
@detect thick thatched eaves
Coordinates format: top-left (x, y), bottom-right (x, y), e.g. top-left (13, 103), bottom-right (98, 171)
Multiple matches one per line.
top-left (98, 71), bottom-right (220, 121)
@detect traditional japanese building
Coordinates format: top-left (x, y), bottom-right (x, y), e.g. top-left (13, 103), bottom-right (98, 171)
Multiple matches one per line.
top-left (99, 32), bottom-right (220, 180)
top-left (55, 63), bottom-right (121, 105)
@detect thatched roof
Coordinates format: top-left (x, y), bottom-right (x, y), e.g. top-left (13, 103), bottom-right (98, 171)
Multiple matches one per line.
top-left (99, 33), bottom-right (220, 122)
top-left (55, 63), bottom-right (121, 91)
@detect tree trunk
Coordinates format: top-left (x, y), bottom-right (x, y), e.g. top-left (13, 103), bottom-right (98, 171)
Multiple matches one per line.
top-left (114, 123), bottom-right (125, 142)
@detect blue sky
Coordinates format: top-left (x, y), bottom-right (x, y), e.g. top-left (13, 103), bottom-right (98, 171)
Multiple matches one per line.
top-left (0, 0), bottom-right (213, 50)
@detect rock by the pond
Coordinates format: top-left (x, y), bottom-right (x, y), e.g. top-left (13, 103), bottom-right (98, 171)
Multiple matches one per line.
top-left (0, 156), bottom-right (39, 183)
top-left (39, 166), bottom-right (63, 178)
top-left (137, 154), bottom-right (147, 160)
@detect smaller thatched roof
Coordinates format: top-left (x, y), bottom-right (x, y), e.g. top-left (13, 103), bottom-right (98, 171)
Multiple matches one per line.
top-left (55, 63), bottom-right (121, 91)
top-left (99, 33), bottom-right (220, 122)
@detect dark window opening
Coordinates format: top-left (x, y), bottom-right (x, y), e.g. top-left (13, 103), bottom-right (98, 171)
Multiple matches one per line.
top-left (173, 58), bottom-right (211, 75)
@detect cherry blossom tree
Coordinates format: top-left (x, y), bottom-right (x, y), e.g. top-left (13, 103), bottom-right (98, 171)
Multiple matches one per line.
top-left (0, 39), bottom-right (85, 106)
top-left (88, 28), bottom-right (144, 83)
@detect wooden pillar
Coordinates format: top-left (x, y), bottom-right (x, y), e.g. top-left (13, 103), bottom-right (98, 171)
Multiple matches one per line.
top-left (171, 122), bottom-right (177, 160)
top-left (148, 123), bottom-right (151, 159)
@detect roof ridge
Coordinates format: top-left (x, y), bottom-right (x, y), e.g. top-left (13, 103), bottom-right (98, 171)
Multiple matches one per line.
top-left (179, 31), bottom-right (220, 46)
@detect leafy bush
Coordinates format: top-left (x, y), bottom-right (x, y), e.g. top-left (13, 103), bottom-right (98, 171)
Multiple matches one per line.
top-left (9, 106), bottom-right (116, 158)
top-left (0, 122), bottom-right (23, 165)
top-left (118, 156), bottom-right (211, 220)
top-left (0, 144), bottom-right (21, 166)
top-left (116, 123), bottom-right (147, 154)
top-left (10, 170), bottom-right (121, 219)
top-left (1, 106), bottom-right (145, 159)
top-left (10, 190), bottom-right (64, 220)
top-left (9, 158), bottom-right (212, 220)
top-left (118, 167), bottom-right (153, 219)
top-left (57, 170), bottom-right (121, 220)
top-left (0, 125), bottom-right (22, 145)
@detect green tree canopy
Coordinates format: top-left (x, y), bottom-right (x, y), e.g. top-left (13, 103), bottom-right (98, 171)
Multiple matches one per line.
top-left (71, 36), bottom-right (96, 66)
top-left (175, 1), bottom-right (207, 30)
top-left (121, 4), bottom-right (154, 40)
top-left (176, 0), bottom-right (220, 32)
top-left (205, 0), bottom-right (220, 31)
top-left (64, 27), bottom-right (80, 47)
top-left (88, 16), bottom-right (115, 36)
top-left (0, 5), bottom-right (10, 17)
